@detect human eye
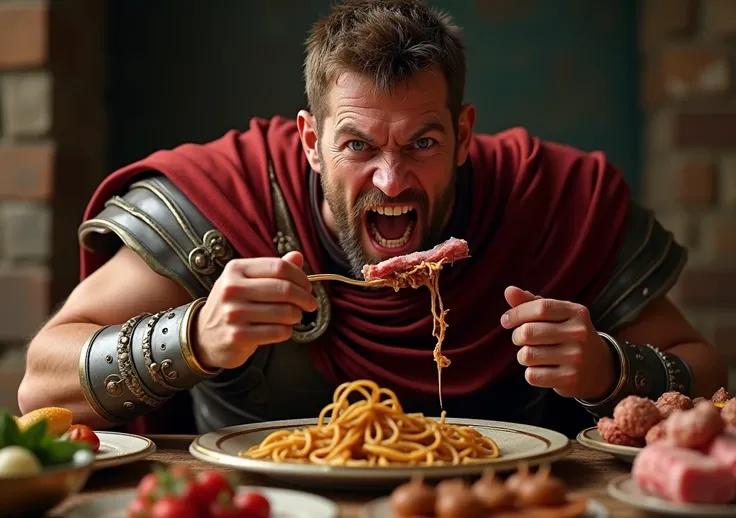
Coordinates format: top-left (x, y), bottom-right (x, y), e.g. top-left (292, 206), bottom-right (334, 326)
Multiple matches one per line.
top-left (413, 137), bottom-right (436, 150)
top-left (346, 140), bottom-right (370, 152)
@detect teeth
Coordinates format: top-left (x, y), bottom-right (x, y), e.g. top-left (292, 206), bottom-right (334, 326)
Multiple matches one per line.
top-left (370, 205), bottom-right (413, 216)
top-left (370, 221), bottom-right (415, 248)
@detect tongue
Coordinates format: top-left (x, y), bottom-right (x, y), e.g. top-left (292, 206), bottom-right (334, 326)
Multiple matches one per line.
top-left (374, 213), bottom-right (410, 240)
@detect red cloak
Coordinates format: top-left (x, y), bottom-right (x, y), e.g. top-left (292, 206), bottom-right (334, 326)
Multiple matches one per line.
top-left (81, 116), bottom-right (630, 428)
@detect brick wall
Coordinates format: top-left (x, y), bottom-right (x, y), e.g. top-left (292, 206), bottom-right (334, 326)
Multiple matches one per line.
top-left (0, 1), bottom-right (52, 413)
top-left (0, 0), bottom-right (106, 414)
top-left (642, 0), bottom-right (736, 391)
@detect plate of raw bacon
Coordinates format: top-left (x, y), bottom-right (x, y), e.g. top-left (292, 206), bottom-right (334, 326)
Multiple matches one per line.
top-left (607, 395), bottom-right (736, 515)
top-left (578, 387), bottom-right (734, 463)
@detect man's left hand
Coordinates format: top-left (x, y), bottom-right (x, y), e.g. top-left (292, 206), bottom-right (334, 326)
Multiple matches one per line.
top-left (500, 286), bottom-right (617, 400)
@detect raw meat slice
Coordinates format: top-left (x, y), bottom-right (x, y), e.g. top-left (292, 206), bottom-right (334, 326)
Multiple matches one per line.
top-left (361, 237), bottom-right (469, 281)
top-left (706, 433), bottom-right (736, 476)
top-left (632, 443), bottom-right (736, 504)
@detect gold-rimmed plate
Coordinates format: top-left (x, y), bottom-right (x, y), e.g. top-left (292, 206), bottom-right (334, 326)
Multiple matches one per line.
top-left (576, 427), bottom-right (641, 463)
top-left (189, 418), bottom-right (572, 489)
top-left (93, 431), bottom-right (156, 470)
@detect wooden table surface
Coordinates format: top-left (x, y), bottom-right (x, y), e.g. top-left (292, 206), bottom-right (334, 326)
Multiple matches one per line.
top-left (50, 436), bottom-right (659, 517)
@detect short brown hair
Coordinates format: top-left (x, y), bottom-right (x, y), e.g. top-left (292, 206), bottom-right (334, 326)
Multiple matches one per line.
top-left (304, 0), bottom-right (466, 132)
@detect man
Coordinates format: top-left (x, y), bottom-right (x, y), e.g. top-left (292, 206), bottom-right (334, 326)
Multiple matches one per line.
top-left (19, 0), bottom-right (725, 436)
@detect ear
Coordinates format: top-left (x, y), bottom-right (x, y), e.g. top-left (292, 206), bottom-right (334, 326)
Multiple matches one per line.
top-left (297, 109), bottom-right (321, 173)
top-left (455, 103), bottom-right (476, 167)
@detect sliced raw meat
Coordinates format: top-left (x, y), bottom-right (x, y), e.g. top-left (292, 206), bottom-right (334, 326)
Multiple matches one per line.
top-left (632, 443), bottom-right (736, 504)
top-left (361, 237), bottom-right (469, 281)
top-left (706, 433), bottom-right (736, 476)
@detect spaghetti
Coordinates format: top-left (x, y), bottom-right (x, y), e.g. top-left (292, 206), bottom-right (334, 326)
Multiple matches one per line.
top-left (240, 379), bottom-right (500, 467)
top-left (386, 260), bottom-right (451, 408)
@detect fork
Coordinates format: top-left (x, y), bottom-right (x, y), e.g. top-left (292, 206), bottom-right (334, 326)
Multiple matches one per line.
top-left (307, 273), bottom-right (388, 287)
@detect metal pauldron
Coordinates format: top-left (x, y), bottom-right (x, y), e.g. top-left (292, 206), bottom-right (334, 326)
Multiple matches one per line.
top-left (575, 332), bottom-right (694, 418)
top-left (79, 297), bottom-right (222, 424)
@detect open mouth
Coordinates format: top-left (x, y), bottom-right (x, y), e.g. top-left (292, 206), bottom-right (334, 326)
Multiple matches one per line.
top-left (365, 204), bottom-right (419, 252)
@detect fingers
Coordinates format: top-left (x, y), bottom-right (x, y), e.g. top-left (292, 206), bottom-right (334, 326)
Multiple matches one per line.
top-left (504, 286), bottom-right (541, 308)
top-left (511, 321), bottom-right (589, 346)
top-left (501, 298), bottom-right (574, 328)
top-left (245, 324), bottom-right (294, 345)
top-left (225, 302), bottom-right (305, 326)
top-left (523, 365), bottom-right (577, 389)
top-left (227, 256), bottom-right (312, 292)
top-left (228, 278), bottom-right (318, 312)
top-left (516, 343), bottom-right (582, 367)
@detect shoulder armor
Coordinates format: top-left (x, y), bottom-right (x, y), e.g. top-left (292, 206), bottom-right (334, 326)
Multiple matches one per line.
top-left (589, 201), bottom-right (687, 334)
top-left (79, 174), bottom-right (236, 298)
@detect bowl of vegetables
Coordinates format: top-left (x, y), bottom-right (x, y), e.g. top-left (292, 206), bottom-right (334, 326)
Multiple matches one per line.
top-left (0, 408), bottom-right (95, 517)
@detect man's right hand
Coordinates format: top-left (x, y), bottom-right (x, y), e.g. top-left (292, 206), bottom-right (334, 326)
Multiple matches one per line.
top-left (193, 251), bottom-right (319, 370)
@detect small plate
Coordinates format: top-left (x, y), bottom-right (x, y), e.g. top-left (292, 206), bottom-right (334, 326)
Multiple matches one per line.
top-left (362, 495), bottom-right (610, 517)
top-left (190, 418), bottom-right (572, 489)
top-left (63, 487), bottom-right (338, 518)
top-left (607, 475), bottom-right (736, 516)
top-left (93, 432), bottom-right (156, 470)
top-left (576, 427), bottom-right (641, 463)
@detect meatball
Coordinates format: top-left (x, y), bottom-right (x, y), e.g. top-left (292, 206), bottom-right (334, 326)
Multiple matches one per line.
top-left (665, 400), bottom-right (724, 449)
top-left (712, 387), bottom-right (729, 404)
top-left (644, 420), bottom-right (669, 445)
top-left (598, 417), bottom-right (644, 447)
top-left (721, 398), bottom-right (736, 427)
top-left (613, 395), bottom-right (662, 438)
top-left (655, 392), bottom-right (693, 419)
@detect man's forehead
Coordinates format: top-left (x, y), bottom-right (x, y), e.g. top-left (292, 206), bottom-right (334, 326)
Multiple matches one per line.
top-left (325, 69), bottom-right (450, 127)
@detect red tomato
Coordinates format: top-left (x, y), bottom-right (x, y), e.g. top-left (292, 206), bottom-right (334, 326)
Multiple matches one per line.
top-left (208, 499), bottom-right (239, 518)
top-left (194, 471), bottom-right (234, 508)
top-left (126, 497), bottom-right (150, 518)
top-left (233, 492), bottom-right (271, 518)
top-left (67, 424), bottom-right (101, 452)
top-left (150, 496), bottom-right (197, 518)
top-left (137, 472), bottom-right (160, 504)
top-left (179, 478), bottom-right (210, 514)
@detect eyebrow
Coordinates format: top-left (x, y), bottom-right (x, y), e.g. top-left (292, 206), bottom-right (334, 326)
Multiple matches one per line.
top-left (332, 120), bottom-right (447, 145)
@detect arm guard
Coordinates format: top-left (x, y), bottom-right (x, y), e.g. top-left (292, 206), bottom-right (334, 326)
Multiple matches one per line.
top-left (79, 298), bottom-right (222, 425)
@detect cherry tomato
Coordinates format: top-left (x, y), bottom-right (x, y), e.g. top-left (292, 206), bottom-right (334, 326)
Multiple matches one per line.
top-left (233, 491), bottom-right (271, 518)
top-left (137, 472), bottom-right (161, 504)
top-left (150, 495), bottom-right (197, 518)
top-left (126, 497), bottom-right (150, 518)
top-left (194, 471), bottom-right (234, 508)
top-left (209, 499), bottom-right (239, 518)
top-left (179, 478), bottom-right (210, 514)
top-left (67, 424), bottom-right (101, 452)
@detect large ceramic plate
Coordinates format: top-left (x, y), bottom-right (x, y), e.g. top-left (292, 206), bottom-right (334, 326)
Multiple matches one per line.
top-left (93, 432), bottom-right (156, 470)
top-left (362, 495), bottom-right (610, 517)
top-left (189, 418), bottom-right (572, 488)
top-left (608, 475), bottom-right (736, 516)
top-left (63, 486), bottom-right (338, 518)
top-left (577, 426), bottom-right (641, 463)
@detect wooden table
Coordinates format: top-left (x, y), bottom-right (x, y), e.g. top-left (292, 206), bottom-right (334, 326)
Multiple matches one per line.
top-left (50, 436), bottom-right (657, 517)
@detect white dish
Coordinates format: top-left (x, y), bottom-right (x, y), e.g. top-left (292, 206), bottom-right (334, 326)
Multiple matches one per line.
top-left (608, 475), bottom-right (736, 516)
top-left (93, 431), bottom-right (156, 470)
top-left (63, 487), bottom-right (338, 518)
top-left (189, 418), bottom-right (572, 488)
top-left (576, 426), bottom-right (641, 463)
top-left (362, 494), bottom-right (610, 517)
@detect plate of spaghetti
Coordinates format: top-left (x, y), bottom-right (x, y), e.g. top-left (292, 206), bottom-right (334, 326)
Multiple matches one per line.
top-left (189, 380), bottom-right (572, 488)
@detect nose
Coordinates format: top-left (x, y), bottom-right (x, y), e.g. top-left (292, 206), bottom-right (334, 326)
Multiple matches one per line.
top-left (372, 158), bottom-right (410, 198)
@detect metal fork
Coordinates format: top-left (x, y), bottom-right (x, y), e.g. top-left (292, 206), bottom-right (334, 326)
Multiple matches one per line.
top-left (307, 273), bottom-right (387, 287)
